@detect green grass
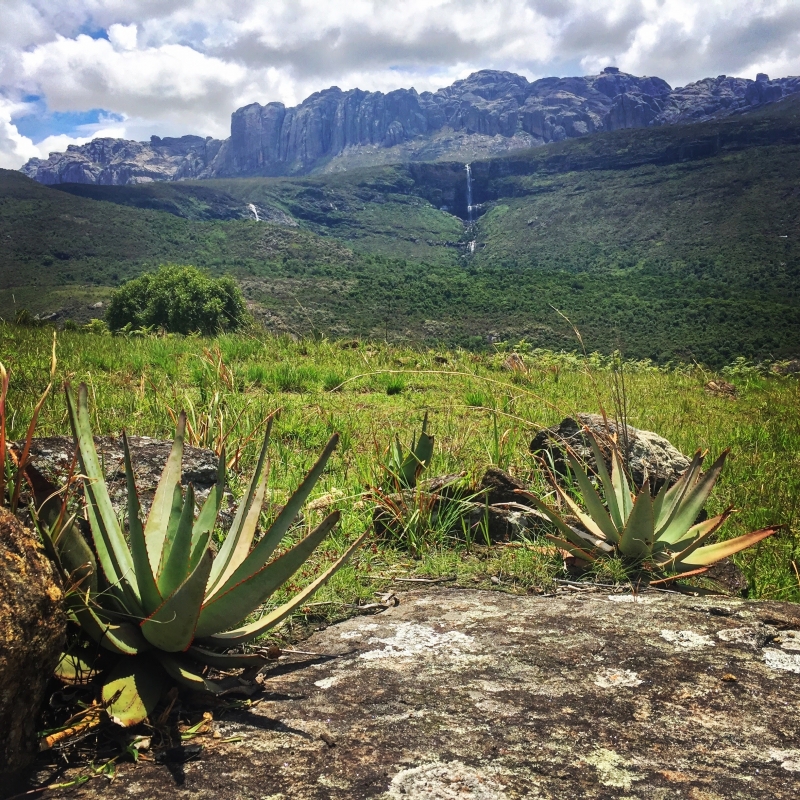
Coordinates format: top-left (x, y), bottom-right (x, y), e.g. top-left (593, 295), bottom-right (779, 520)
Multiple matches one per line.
top-left (3, 324), bottom-right (798, 620)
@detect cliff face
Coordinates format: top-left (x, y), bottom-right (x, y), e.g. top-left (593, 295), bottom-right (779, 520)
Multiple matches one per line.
top-left (20, 135), bottom-right (222, 185)
top-left (21, 69), bottom-right (800, 184)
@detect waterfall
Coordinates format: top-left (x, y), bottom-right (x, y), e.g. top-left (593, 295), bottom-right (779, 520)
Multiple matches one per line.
top-left (465, 163), bottom-right (476, 254)
top-left (247, 203), bottom-right (260, 221)
top-left (465, 163), bottom-right (473, 224)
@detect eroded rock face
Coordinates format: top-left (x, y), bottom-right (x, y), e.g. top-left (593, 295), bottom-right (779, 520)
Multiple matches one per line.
top-left (21, 69), bottom-right (800, 184)
top-left (0, 509), bottom-right (65, 783)
top-left (37, 589), bottom-right (800, 798)
top-left (530, 413), bottom-right (691, 493)
top-left (20, 135), bottom-right (222, 186)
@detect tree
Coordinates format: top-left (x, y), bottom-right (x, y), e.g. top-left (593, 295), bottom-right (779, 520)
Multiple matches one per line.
top-left (106, 265), bottom-right (249, 335)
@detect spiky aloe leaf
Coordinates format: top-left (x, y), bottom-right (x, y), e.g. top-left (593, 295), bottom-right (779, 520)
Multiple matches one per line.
top-left (551, 484), bottom-right (610, 543)
top-left (653, 450), bottom-right (704, 531)
top-left (187, 646), bottom-right (266, 668)
top-left (102, 656), bottom-right (166, 727)
top-left (189, 532), bottom-right (211, 575)
top-left (618, 481), bottom-right (655, 560)
top-left (157, 483), bottom-right (196, 597)
top-left (516, 490), bottom-right (608, 556)
top-left (140, 549), bottom-right (213, 652)
top-left (66, 384), bottom-right (141, 614)
top-left (195, 511), bottom-right (340, 639)
top-left (587, 434), bottom-right (623, 530)
top-left (198, 527), bottom-right (370, 647)
top-left (66, 595), bottom-right (149, 655)
top-left (206, 434), bottom-right (339, 603)
top-left (207, 420), bottom-right (272, 592)
top-left (157, 484), bottom-right (185, 579)
top-left (650, 475), bottom-right (673, 535)
top-left (657, 450), bottom-right (729, 545)
top-left (156, 653), bottom-right (224, 694)
top-left (208, 471), bottom-right (268, 596)
top-left (50, 516), bottom-right (98, 595)
top-left (54, 651), bottom-right (99, 685)
top-left (400, 412), bottom-right (433, 488)
top-left (565, 453), bottom-right (621, 543)
top-left (144, 412), bottom-right (186, 572)
top-left (123, 433), bottom-right (161, 614)
top-left (544, 534), bottom-right (600, 563)
top-left (191, 448), bottom-right (226, 550)
top-left (610, 446), bottom-right (633, 522)
top-left (659, 508), bottom-right (735, 563)
top-left (677, 527), bottom-right (780, 569)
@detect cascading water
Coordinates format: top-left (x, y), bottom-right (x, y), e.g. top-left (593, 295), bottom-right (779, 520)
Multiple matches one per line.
top-left (465, 163), bottom-right (473, 224)
top-left (248, 203), bottom-right (260, 221)
top-left (465, 163), bottom-right (476, 254)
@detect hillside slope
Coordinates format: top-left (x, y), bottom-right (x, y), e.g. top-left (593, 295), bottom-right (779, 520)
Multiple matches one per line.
top-left (3, 99), bottom-right (800, 364)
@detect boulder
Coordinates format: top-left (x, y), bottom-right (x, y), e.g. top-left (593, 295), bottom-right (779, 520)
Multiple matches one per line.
top-left (12, 436), bottom-right (221, 520)
top-left (530, 413), bottom-right (691, 493)
top-left (32, 589), bottom-right (800, 798)
top-left (0, 509), bottom-right (65, 784)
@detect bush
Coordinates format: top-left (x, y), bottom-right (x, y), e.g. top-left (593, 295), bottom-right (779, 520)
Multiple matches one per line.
top-left (106, 265), bottom-right (249, 335)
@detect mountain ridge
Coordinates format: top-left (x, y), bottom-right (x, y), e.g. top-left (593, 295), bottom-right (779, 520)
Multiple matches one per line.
top-left (21, 67), bottom-right (800, 185)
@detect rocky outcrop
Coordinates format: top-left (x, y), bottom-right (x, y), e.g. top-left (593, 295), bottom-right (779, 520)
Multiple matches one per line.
top-left (530, 413), bottom-right (691, 493)
top-left (21, 68), bottom-right (800, 184)
top-left (20, 135), bottom-right (222, 186)
top-left (31, 589), bottom-right (800, 798)
top-left (0, 508), bottom-right (65, 784)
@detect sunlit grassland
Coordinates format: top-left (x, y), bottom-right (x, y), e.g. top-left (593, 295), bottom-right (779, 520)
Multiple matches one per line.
top-left (2, 324), bottom-right (798, 635)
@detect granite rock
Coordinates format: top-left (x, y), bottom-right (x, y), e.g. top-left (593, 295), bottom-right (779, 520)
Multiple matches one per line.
top-left (30, 589), bottom-right (800, 799)
top-left (0, 509), bottom-right (65, 785)
top-left (20, 135), bottom-right (222, 186)
top-left (530, 413), bottom-right (691, 493)
top-left (12, 436), bottom-right (221, 521)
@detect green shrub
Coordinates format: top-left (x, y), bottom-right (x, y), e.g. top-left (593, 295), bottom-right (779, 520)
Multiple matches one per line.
top-left (106, 265), bottom-right (248, 335)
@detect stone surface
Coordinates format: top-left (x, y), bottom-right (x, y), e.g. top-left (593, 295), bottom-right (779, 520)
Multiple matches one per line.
top-left (12, 436), bottom-right (221, 519)
top-left (35, 588), bottom-right (800, 799)
top-left (20, 135), bottom-right (222, 186)
top-left (479, 467), bottom-right (529, 505)
top-left (0, 508), bottom-right (65, 783)
top-left (530, 413), bottom-right (691, 493)
top-left (21, 69), bottom-right (800, 184)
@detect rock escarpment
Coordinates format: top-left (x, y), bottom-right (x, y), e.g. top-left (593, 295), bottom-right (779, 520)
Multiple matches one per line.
top-left (21, 69), bottom-right (800, 184)
top-left (21, 135), bottom-right (222, 186)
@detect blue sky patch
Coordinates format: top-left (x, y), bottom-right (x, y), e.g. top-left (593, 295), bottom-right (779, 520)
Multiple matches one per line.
top-left (13, 105), bottom-right (123, 143)
top-left (77, 22), bottom-right (109, 40)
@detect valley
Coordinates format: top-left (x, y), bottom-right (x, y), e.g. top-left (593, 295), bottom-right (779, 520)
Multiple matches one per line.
top-left (2, 96), bottom-right (800, 365)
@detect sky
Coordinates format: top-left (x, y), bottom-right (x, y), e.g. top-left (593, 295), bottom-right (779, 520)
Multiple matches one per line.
top-left (2, 0), bottom-right (800, 169)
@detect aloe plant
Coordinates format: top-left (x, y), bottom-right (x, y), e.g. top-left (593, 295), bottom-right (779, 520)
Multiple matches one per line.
top-left (520, 432), bottom-right (779, 581)
top-left (42, 383), bottom-right (366, 726)
top-left (383, 412), bottom-right (434, 490)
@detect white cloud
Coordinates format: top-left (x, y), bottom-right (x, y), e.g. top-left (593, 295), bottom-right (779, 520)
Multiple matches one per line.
top-left (0, 98), bottom-right (39, 168)
top-left (1, 1), bottom-right (800, 169)
top-left (107, 23), bottom-right (138, 51)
